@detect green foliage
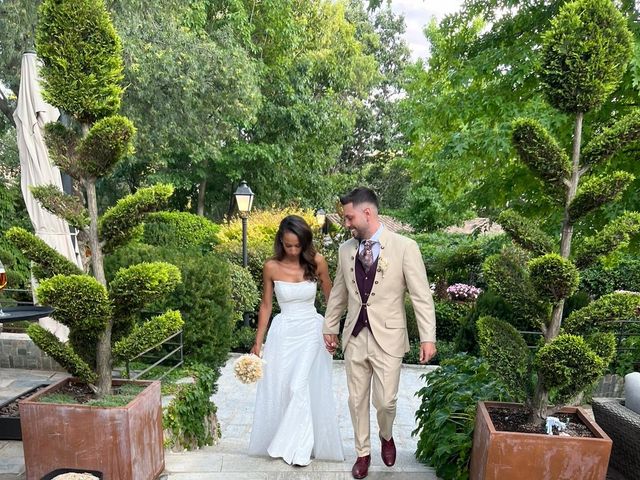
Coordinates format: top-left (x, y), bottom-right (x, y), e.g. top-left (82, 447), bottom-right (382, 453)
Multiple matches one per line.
top-left (228, 263), bottom-right (260, 323)
top-left (569, 171), bottom-right (635, 222)
top-left (535, 334), bottom-right (606, 403)
top-left (143, 212), bottom-right (220, 250)
top-left (434, 301), bottom-right (471, 342)
top-left (78, 115), bottom-right (136, 178)
top-left (100, 184), bottom-right (174, 252)
top-left (528, 254), bottom-right (579, 304)
top-left (477, 316), bottom-right (530, 402)
top-left (36, 0), bottom-right (125, 122)
top-left (109, 262), bottom-right (181, 321)
top-left (113, 310), bottom-right (184, 361)
top-left (27, 324), bottom-right (97, 384)
top-left (30, 184), bottom-right (90, 228)
top-left (164, 363), bottom-right (219, 450)
top-left (562, 292), bottom-right (640, 336)
top-left (43, 123), bottom-right (84, 180)
top-left (498, 210), bottom-right (554, 256)
top-left (413, 353), bottom-right (512, 480)
top-left (37, 274), bottom-right (111, 334)
top-left (580, 255), bottom-right (640, 297)
top-left (482, 246), bottom-right (549, 329)
top-left (404, 339), bottom-right (458, 366)
top-left (574, 212), bottom-right (640, 268)
top-left (511, 118), bottom-right (570, 193)
top-left (230, 325), bottom-right (257, 352)
top-left (541, 0), bottom-right (633, 113)
top-left (105, 245), bottom-right (234, 369)
top-left (584, 331), bottom-right (617, 367)
top-left (5, 227), bottom-right (82, 279)
top-left (582, 109), bottom-right (640, 166)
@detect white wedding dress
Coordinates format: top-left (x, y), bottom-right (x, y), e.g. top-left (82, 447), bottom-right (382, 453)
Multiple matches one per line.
top-left (248, 280), bottom-right (344, 465)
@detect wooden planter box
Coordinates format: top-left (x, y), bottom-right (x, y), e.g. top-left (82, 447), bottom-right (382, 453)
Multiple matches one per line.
top-left (470, 401), bottom-right (612, 480)
top-left (19, 377), bottom-right (164, 480)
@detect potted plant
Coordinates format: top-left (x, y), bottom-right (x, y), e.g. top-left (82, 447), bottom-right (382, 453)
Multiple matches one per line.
top-left (6, 1), bottom-right (183, 479)
top-left (469, 1), bottom-right (640, 478)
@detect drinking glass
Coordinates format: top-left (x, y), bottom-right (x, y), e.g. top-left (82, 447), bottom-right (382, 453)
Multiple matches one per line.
top-left (0, 259), bottom-right (8, 317)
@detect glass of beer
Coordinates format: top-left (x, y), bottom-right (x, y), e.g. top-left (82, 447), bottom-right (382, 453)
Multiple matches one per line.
top-left (0, 259), bottom-right (8, 317)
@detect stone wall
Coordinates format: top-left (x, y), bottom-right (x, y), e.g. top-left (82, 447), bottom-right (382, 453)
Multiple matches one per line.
top-left (0, 332), bottom-right (64, 371)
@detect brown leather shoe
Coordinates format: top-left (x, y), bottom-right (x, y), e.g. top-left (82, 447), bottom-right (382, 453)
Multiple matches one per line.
top-left (352, 454), bottom-right (371, 479)
top-left (380, 436), bottom-right (396, 466)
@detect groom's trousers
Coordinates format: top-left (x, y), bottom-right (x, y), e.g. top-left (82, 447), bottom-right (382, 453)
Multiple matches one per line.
top-left (344, 327), bottom-right (403, 457)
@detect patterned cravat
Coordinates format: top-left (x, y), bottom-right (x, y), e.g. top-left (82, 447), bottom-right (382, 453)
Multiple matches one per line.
top-left (359, 240), bottom-right (374, 273)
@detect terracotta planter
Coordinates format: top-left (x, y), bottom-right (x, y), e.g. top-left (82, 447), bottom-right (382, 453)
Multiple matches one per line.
top-left (19, 378), bottom-right (164, 480)
top-left (470, 401), bottom-right (612, 480)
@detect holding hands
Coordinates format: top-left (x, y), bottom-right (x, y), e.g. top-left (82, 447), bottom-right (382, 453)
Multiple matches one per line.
top-left (323, 334), bottom-right (339, 355)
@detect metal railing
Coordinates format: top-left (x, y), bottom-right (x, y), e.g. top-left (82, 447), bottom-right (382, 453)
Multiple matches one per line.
top-left (122, 330), bottom-right (184, 381)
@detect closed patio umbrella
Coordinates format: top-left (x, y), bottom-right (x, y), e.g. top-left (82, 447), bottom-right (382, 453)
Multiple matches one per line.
top-left (13, 51), bottom-right (82, 340)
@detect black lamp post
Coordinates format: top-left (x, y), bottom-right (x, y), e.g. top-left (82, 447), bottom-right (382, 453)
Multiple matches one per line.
top-left (234, 180), bottom-right (255, 269)
top-left (234, 180), bottom-right (254, 326)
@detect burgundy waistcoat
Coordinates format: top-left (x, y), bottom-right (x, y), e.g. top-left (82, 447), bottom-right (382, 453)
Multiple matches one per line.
top-left (352, 254), bottom-right (378, 337)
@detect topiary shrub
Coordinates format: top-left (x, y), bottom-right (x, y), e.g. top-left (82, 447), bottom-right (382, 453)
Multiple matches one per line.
top-left (580, 255), bottom-right (640, 297)
top-left (143, 211), bottom-right (220, 251)
top-left (413, 353), bottom-right (512, 480)
top-left (228, 263), bottom-right (260, 324)
top-left (105, 244), bottom-right (234, 371)
top-left (477, 316), bottom-right (530, 402)
top-left (482, 0), bottom-right (637, 424)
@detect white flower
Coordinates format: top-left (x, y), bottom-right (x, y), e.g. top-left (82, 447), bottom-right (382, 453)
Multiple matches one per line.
top-left (377, 256), bottom-right (389, 277)
top-left (233, 354), bottom-right (264, 384)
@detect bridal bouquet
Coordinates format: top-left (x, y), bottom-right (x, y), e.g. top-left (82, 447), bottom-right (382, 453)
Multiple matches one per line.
top-left (234, 354), bottom-right (264, 384)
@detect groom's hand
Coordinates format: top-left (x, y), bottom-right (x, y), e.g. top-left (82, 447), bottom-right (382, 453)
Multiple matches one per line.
top-left (419, 341), bottom-right (436, 364)
top-left (324, 334), bottom-right (338, 355)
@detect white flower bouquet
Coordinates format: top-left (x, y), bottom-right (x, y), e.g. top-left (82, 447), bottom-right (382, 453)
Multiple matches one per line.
top-left (233, 354), bottom-right (264, 384)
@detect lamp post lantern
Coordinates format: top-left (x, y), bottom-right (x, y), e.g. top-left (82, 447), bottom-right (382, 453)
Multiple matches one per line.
top-left (315, 208), bottom-right (326, 232)
top-left (234, 180), bottom-right (254, 269)
top-left (234, 180), bottom-right (254, 327)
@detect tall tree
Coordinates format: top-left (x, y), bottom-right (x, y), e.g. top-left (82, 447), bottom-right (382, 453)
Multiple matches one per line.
top-left (401, 0), bottom-right (640, 231)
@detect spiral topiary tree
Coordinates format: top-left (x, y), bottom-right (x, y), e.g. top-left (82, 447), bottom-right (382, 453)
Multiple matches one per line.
top-left (480, 0), bottom-right (640, 424)
top-left (6, 0), bottom-right (183, 397)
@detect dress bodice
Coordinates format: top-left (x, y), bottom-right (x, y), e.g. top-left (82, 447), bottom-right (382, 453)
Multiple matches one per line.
top-left (274, 280), bottom-right (317, 316)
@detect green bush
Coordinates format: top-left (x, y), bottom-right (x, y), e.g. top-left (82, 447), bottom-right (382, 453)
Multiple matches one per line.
top-left (230, 325), bottom-right (257, 352)
top-left (105, 245), bottom-right (234, 370)
top-left (404, 339), bottom-right (457, 365)
top-left (497, 210), bottom-right (554, 255)
top-left (562, 292), bottom-right (640, 336)
top-left (528, 254), bottom-right (579, 304)
top-left (215, 239), bottom-right (273, 289)
top-left (413, 353), bottom-right (512, 480)
top-left (143, 211), bottom-right (221, 251)
top-left (535, 334), bottom-right (606, 403)
top-left (113, 310), bottom-right (184, 361)
top-left (406, 296), bottom-right (470, 343)
top-left (477, 316), bottom-right (530, 402)
top-left (164, 363), bottom-right (219, 450)
top-left (580, 255), bottom-right (640, 297)
top-left (228, 263), bottom-right (260, 323)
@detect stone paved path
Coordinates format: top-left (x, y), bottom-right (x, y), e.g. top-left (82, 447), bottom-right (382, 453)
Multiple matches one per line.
top-left (0, 358), bottom-right (440, 479)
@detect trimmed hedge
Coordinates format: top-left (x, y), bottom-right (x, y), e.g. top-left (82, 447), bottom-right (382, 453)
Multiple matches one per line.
top-left (497, 210), bottom-right (554, 256)
top-left (574, 212), bottom-right (640, 268)
top-left (30, 184), bottom-right (89, 228)
top-left (569, 171), bottom-right (634, 222)
top-left (477, 316), bottom-right (530, 401)
top-left (528, 253), bottom-right (579, 304)
top-left (113, 309), bottom-right (184, 361)
top-left (562, 292), bottom-right (640, 336)
top-left (535, 334), bottom-right (606, 403)
top-left (78, 115), bottom-right (136, 177)
top-left (100, 184), bottom-right (174, 252)
top-left (541, 0), bottom-right (633, 113)
top-left (582, 109), bottom-right (640, 166)
top-left (143, 211), bottom-right (221, 250)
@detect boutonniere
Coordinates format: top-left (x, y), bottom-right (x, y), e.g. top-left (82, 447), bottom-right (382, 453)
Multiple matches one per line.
top-left (377, 256), bottom-right (389, 277)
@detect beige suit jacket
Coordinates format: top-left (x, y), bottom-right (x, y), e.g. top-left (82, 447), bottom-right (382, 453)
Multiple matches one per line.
top-left (323, 228), bottom-right (436, 358)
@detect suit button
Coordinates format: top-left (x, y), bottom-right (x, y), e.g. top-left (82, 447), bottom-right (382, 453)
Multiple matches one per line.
top-left (351, 256), bottom-right (354, 260)
top-left (371, 293), bottom-right (375, 296)
top-left (352, 280), bottom-right (355, 283)
top-left (367, 303), bottom-right (371, 306)
top-left (375, 281), bottom-right (379, 284)
top-left (350, 267), bottom-right (354, 272)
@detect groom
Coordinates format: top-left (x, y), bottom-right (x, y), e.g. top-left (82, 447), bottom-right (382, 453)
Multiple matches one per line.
top-left (323, 187), bottom-right (436, 479)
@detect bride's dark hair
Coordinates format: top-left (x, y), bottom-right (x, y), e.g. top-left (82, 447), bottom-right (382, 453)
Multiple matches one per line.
top-left (274, 215), bottom-right (318, 281)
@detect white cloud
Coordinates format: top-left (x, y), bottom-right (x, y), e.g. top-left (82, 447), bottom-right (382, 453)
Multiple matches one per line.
top-left (390, 0), bottom-right (464, 61)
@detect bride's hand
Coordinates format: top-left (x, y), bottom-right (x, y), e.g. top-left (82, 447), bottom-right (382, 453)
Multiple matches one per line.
top-left (250, 343), bottom-right (261, 356)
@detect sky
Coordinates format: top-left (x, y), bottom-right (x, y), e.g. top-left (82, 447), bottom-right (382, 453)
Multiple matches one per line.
top-left (389, 0), bottom-right (464, 61)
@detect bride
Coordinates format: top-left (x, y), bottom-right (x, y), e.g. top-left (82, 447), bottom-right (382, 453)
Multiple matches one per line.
top-left (248, 215), bottom-right (344, 466)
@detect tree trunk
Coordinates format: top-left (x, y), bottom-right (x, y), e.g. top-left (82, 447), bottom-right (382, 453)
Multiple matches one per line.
top-left (197, 177), bottom-right (207, 216)
top-left (531, 111), bottom-right (584, 424)
top-left (84, 178), bottom-right (111, 396)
